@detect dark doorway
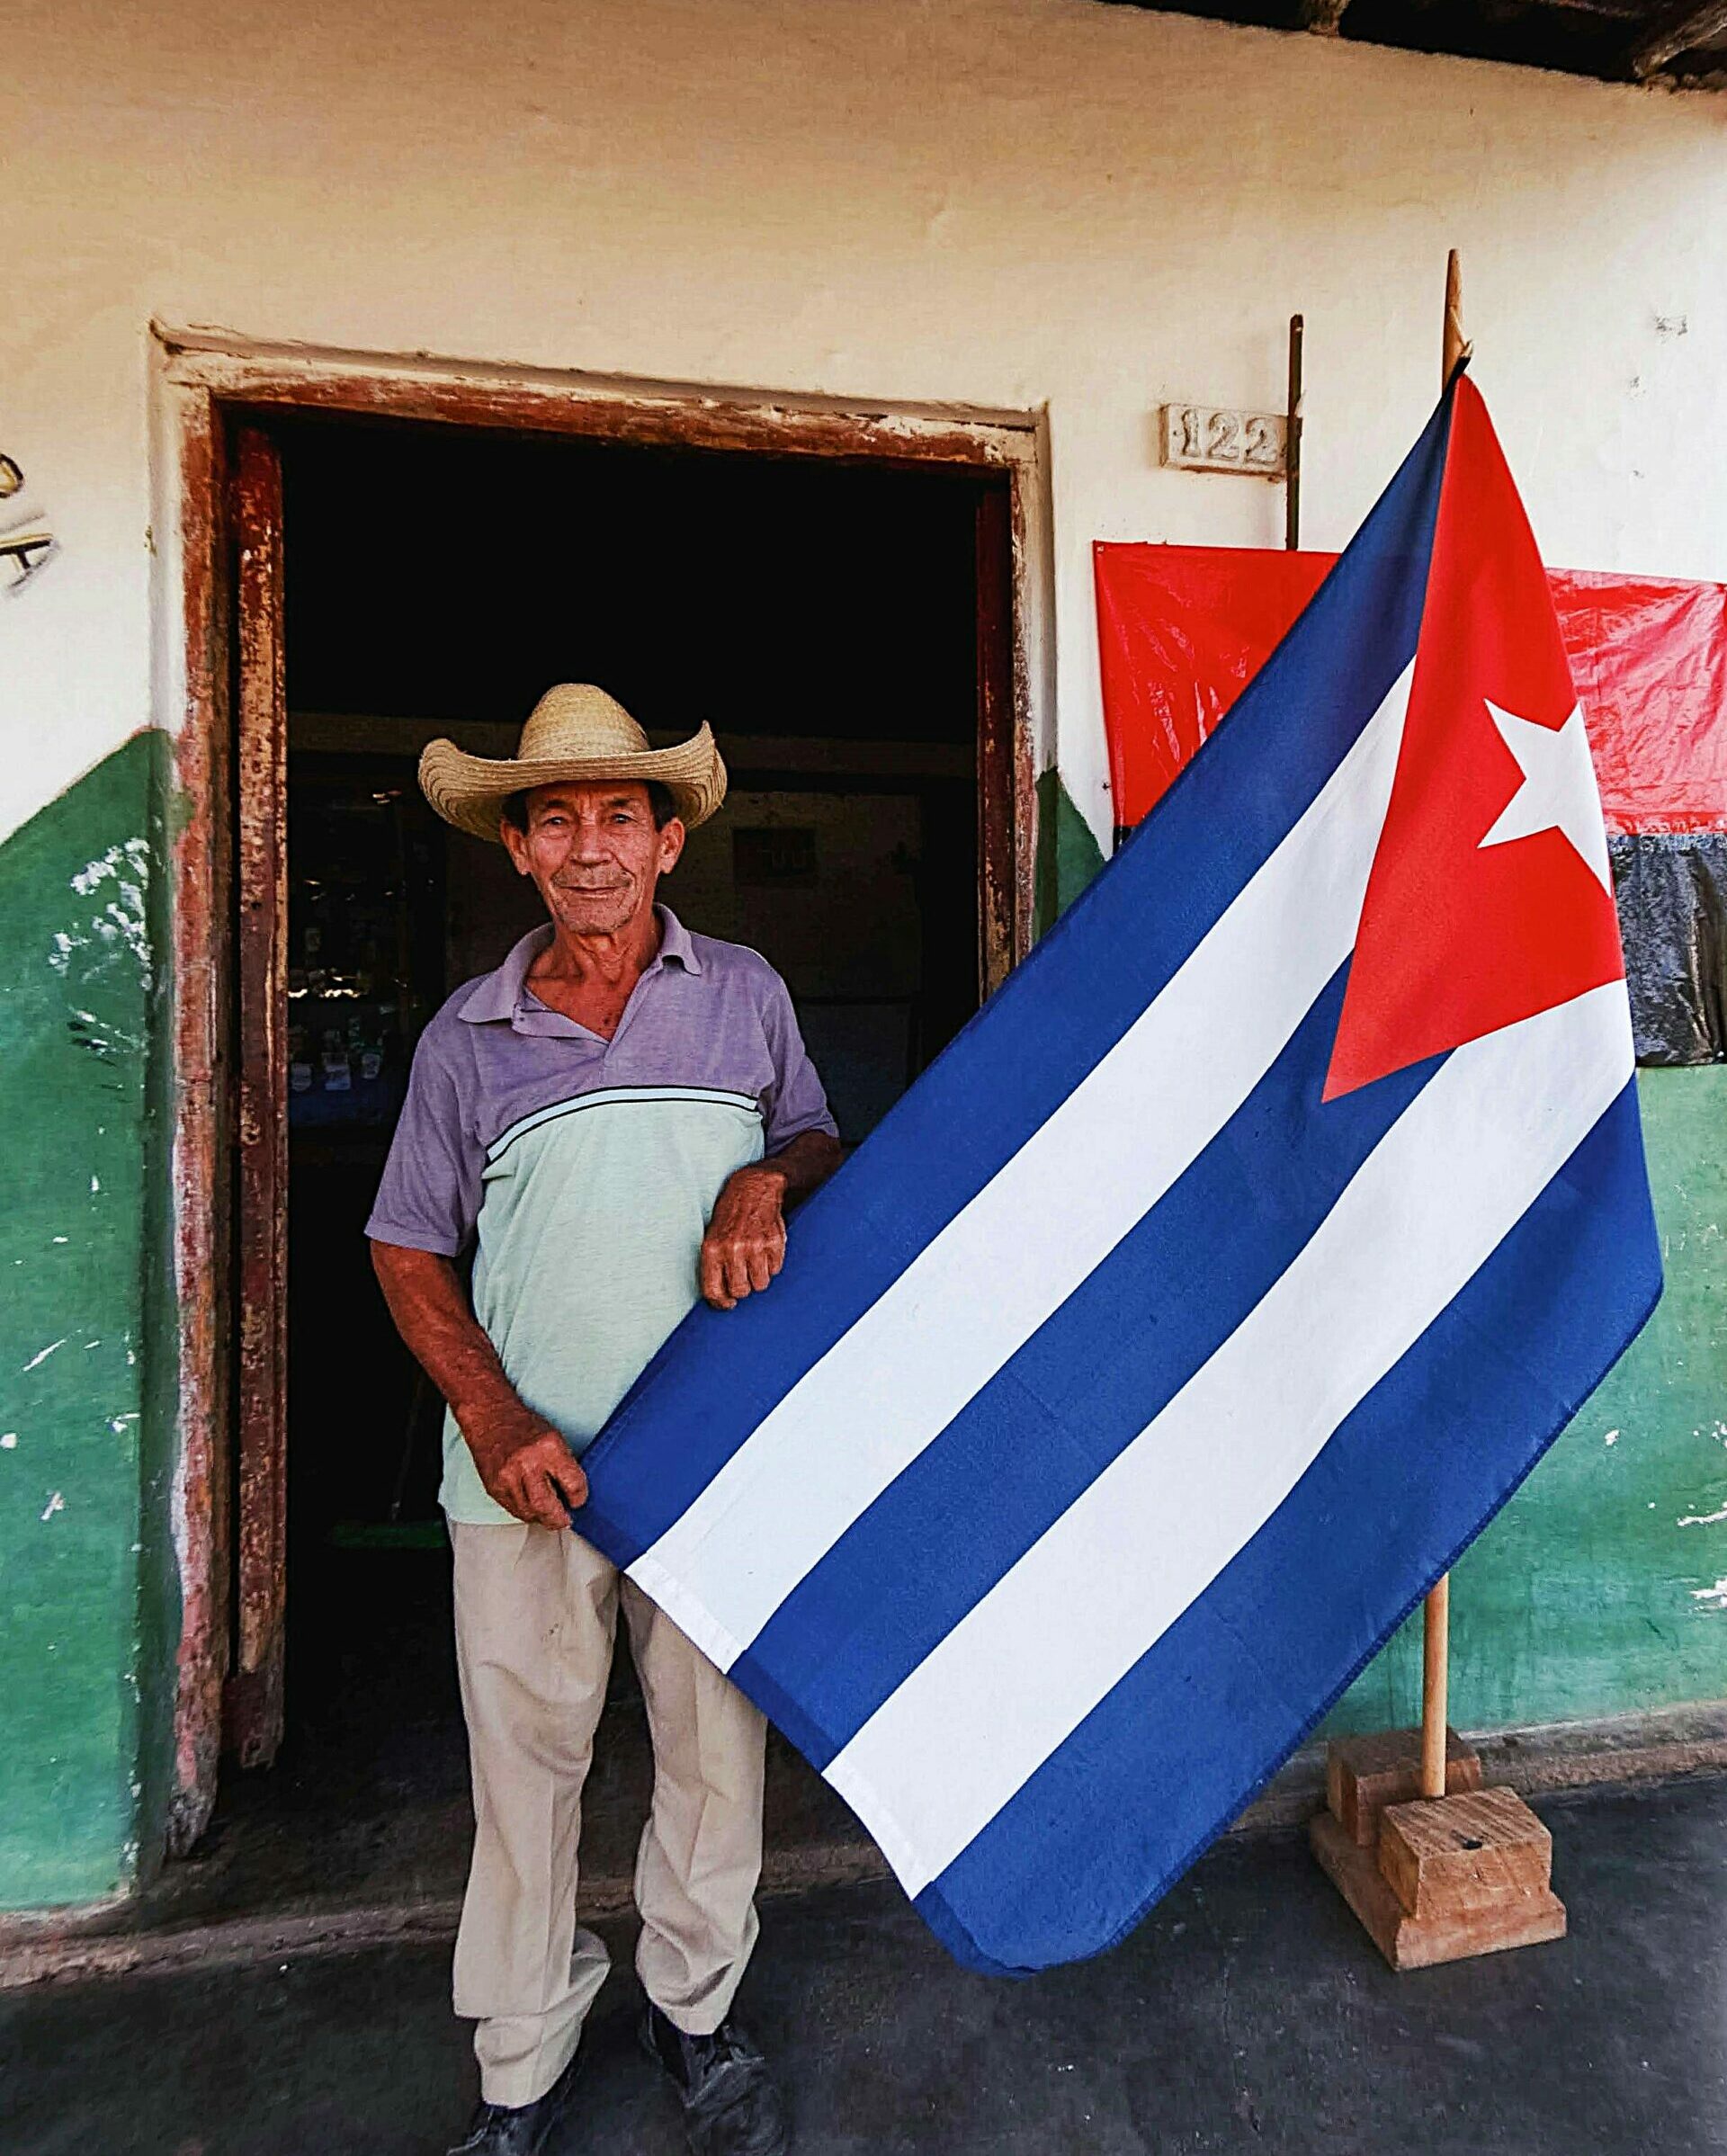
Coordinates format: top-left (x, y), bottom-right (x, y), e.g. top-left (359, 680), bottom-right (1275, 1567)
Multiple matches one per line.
top-left (210, 407), bottom-right (1013, 1888)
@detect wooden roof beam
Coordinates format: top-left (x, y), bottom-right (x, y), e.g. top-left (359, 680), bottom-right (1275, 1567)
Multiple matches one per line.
top-left (1631, 0), bottom-right (1727, 74)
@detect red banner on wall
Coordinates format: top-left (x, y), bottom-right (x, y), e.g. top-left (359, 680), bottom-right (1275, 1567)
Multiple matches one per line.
top-left (1096, 544), bottom-right (1727, 836)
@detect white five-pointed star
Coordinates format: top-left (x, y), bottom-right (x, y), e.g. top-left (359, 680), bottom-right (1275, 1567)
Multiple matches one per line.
top-left (1478, 699), bottom-right (1612, 893)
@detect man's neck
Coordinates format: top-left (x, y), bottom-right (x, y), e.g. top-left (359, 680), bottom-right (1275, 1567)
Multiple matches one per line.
top-left (529, 903), bottom-right (662, 993)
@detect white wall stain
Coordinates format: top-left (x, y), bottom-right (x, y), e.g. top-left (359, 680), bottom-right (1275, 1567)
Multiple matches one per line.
top-left (1678, 1501), bottom-right (1727, 1528)
top-left (63, 1005), bottom-right (146, 1061)
top-left (1691, 1579), bottom-right (1727, 1609)
top-left (1603, 1428), bottom-right (1620, 1445)
top-left (21, 1338), bottom-right (66, 1371)
top-left (46, 837), bottom-right (155, 1078)
top-left (54, 839), bottom-right (154, 989)
top-left (0, 1433), bottom-right (17, 1449)
top-left (40, 1491), bottom-right (64, 1522)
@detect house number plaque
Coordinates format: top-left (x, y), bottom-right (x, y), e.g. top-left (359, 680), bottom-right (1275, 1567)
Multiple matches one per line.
top-left (1161, 404), bottom-right (1287, 479)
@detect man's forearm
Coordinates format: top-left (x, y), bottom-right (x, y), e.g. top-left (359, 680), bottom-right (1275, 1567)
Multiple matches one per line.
top-left (371, 1240), bottom-right (586, 1525)
top-left (761, 1127), bottom-right (844, 1206)
top-left (370, 1241), bottom-right (534, 1447)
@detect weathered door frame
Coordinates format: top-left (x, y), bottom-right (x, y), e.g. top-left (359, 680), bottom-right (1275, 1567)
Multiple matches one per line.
top-left (153, 326), bottom-right (1051, 1852)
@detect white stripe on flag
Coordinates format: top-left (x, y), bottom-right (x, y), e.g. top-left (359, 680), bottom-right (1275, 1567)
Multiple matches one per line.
top-left (825, 981), bottom-right (1633, 1897)
top-left (628, 665), bottom-right (1416, 1670)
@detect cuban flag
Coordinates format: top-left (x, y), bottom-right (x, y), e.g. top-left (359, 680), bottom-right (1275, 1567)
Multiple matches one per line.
top-left (576, 372), bottom-right (1662, 1976)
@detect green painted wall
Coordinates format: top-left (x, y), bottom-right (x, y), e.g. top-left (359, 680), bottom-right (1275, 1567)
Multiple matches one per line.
top-left (1329, 1066), bottom-right (1727, 1737)
top-left (0, 734), bottom-right (175, 1910)
top-left (1034, 767), bottom-right (1106, 936)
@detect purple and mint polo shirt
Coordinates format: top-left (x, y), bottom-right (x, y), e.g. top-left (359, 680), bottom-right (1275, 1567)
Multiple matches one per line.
top-left (367, 907), bottom-right (837, 1524)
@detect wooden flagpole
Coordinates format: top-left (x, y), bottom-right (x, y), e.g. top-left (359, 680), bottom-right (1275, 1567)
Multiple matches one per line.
top-left (1311, 256), bottom-right (1567, 1963)
top-left (1418, 250), bottom-right (1466, 1804)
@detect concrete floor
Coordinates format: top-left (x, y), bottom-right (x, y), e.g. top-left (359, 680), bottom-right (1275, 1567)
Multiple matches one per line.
top-left (4, 1776), bottom-right (1726, 2156)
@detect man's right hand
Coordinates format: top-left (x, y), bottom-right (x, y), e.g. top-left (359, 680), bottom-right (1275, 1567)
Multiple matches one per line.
top-left (466, 1412), bottom-right (589, 1529)
top-left (370, 1241), bottom-right (589, 1530)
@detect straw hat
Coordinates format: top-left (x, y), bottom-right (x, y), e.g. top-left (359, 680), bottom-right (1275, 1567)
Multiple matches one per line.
top-left (418, 684), bottom-right (727, 844)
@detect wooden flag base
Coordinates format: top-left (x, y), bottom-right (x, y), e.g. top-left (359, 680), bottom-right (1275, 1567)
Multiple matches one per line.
top-left (1310, 1728), bottom-right (1567, 1970)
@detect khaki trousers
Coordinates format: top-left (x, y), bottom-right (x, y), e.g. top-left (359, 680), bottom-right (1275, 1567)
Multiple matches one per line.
top-left (450, 1520), bottom-right (767, 2108)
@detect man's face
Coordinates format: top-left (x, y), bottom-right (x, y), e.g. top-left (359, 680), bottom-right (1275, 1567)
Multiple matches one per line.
top-left (501, 781), bottom-right (685, 940)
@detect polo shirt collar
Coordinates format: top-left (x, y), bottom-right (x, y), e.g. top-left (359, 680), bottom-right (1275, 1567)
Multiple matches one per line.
top-left (654, 905), bottom-right (702, 976)
top-left (457, 905), bottom-right (701, 1025)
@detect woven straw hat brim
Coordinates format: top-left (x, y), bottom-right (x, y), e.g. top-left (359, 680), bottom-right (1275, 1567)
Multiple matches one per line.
top-left (418, 726), bottom-right (727, 844)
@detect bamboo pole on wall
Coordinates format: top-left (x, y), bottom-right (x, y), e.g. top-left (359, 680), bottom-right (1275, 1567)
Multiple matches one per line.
top-left (1419, 249), bottom-right (1467, 1804)
top-left (1285, 315), bottom-right (1304, 552)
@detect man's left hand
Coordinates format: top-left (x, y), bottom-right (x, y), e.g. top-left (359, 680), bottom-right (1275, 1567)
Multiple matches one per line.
top-left (700, 1163), bottom-right (790, 1310)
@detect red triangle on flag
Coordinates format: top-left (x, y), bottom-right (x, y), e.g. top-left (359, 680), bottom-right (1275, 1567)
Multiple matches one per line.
top-left (1323, 378), bottom-right (1626, 1103)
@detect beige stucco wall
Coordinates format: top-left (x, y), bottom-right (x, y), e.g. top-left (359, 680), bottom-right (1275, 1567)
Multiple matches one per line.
top-left (5, 0), bottom-right (1726, 851)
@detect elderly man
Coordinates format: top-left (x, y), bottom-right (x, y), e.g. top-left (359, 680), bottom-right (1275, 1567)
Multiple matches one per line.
top-left (367, 685), bottom-right (842, 2156)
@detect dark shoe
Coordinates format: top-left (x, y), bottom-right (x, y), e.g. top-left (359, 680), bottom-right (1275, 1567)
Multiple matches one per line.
top-left (447, 2042), bottom-right (584, 2154)
top-left (641, 2001), bottom-right (790, 2156)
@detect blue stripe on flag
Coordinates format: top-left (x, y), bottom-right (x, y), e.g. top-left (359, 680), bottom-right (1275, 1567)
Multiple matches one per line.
top-left (578, 398), bottom-right (1455, 1569)
top-left (730, 964), bottom-right (1442, 1765)
top-left (911, 1077), bottom-right (1661, 1976)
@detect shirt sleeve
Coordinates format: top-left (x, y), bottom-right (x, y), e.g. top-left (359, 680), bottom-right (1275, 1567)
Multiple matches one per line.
top-left (364, 1024), bottom-right (484, 1256)
top-left (758, 971), bottom-right (840, 1152)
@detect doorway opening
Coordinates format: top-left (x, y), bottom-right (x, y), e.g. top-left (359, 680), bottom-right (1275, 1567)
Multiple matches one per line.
top-left (164, 350), bottom-right (1036, 1904)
